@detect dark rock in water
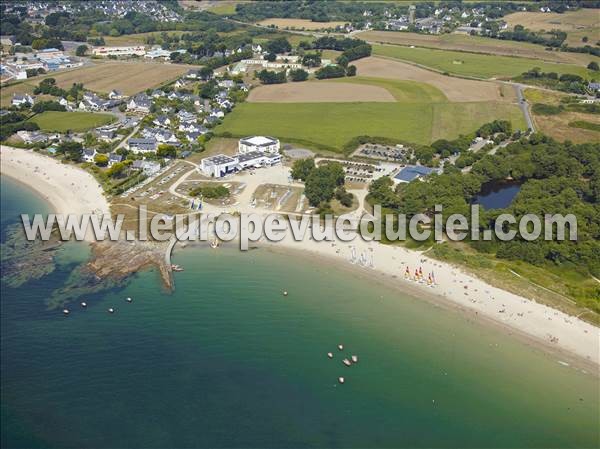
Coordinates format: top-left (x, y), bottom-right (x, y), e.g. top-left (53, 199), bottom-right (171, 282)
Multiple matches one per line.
top-left (0, 224), bottom-right (62, 288)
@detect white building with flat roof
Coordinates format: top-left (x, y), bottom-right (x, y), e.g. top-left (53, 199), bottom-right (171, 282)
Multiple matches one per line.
top-left (200, 154), bottom-right (238, 178)
top-left (92, 46), bottom-right (146, 57)
top-left (238, 136), bottom-right (280, 154)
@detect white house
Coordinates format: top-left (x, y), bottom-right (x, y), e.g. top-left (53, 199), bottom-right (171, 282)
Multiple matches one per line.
top-left (127, 94), bottom-right (152, 113)
top-left (238, 136), bottom-right (280, 154)
top-left (12, 93), bottom-right (35, 106)
top-left (82, 148), bottom-right (97, 163)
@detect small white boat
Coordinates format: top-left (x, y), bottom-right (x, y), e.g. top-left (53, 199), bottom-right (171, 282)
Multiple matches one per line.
top-left (338, 344), bottom-right (344, 351)
top-left (343, 358), bottom-right (351, 367)
top-left (327, 352), bottom-right (333, 359)
top-left (126, 297), bottom-right (132, 303)
top-left (338, 377), bottom-right (345, 384)
top-left (108, 308), bottom-right (115, 314)
top-left (210, 239), bottom-right (219, 249)
top-left (351, 355), bottom-right (358, 363)
top-left (283, 291), bottom-right (288, 296)
top-left (80, 302), bottom-right (87, 308)
top-left (63, 309), bottom-right (70, 315)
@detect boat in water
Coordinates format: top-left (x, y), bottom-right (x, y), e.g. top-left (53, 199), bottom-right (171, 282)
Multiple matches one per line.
top-left (351, 355), bottom-right (358, 363)
top-left (343, 358), bottom-right (352, 367)
top-left (327, 352), bottom-right (333, 359)
top-left (171, 264), bottom-right (184, 272)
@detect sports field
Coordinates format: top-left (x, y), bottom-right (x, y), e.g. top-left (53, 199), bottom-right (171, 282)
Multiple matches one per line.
top-left (28, 111), bottom-right (116, 132)
top-left (372, 44), bottom-right (596, 79)
top-left (359, 31), bottom-right (599, 67)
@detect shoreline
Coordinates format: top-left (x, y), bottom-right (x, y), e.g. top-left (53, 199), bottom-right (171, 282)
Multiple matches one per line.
top-left (0, 145), bottom-right (110, 242)
top-left (258, 242), bottom-right (599, 374)
top-left (2, 145), bottom-right (598, 368)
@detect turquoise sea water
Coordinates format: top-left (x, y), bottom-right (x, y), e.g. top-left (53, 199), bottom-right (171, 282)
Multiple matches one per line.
top-left (1, 176), bottom-right (599, 448)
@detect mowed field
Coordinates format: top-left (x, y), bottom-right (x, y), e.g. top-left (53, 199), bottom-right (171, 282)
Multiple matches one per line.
top-left (359, 30), bottom-right (599, 66)
top-left (40, 62), bottom-right (190, 95)
top-left (257, 18), bottom-right (348, 29)
top-left (217, 76), bottom-right (525, 150)
top-left (28, 111), bottom-right (116, 132)
top-left (353, 57), bottom-right (514, 102)
top-left (372, 44), bottom-right (596, 79)
top-left (247, 81), bottom-right (396, 102)
top-left (503, 9), bottom-right (600, 47)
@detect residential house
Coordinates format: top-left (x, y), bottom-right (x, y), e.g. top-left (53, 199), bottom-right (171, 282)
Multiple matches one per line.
top-left (108, 153), bottom-right (123, 167)
top-left (132, 160), bottom-right (161, 175)
top-left (108, 89), bottom-right (124, 100)
top-left (153, 115), bottom-right (171, 127)
top-left (16, 130), bottom-right (47, 144)
top-left (12, 93), bottom-right (35, 106)
top-left (127, 137), bottom-right (158, 153)
top-left (127, 94), bottom-right (152, 113)
top-left (82, 148), bottom-right (97, 162)
top-left (178, 110), bottom-right (196, 123)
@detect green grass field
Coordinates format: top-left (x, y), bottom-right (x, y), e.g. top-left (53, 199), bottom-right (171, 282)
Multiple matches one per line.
top-left (28, 111), bottom-right (116, 132)
top-left (372, 44), bottom-right (596, 80)
top-left (330, 77), bottom-right (448, 103)
top-left (216, 101), bottom-right (525, 151)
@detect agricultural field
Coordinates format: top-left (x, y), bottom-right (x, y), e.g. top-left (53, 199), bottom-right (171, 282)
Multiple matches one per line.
top-left (216, 101), bottom-right (524, 151)
top-left (37, 61), bottom-right (190, 96)
top-left (524, 88), bottom-right (600, 143)
top-left (503, 9), bottom-right (600, 47)
top-left (28, 111), bottom-right (116, 132)
top-left (247, 81), bottom-right (396, 103)
top-left (257, 18), bottom-right (348, 30)
top-left (358, 30), bottom-right (599, 67)
top-left (372, 44), bottom-right (596, 79)
top-left (353, 57), bottom-right (514, 102)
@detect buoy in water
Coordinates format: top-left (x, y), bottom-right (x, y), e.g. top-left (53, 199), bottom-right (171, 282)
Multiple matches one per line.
top-left (80, 302), bottom-right (87, 308)
top-left (108, 308), bottom-right (115, 314)
top-left (126, 297), bottom-right (132, 303)
top-left (338, 377), bottom-right (345, 384)
top-left (63, 309), bottom-right (70, 316)
top-left (327, 352), bottom-right (333, 359)
top-left (338, 344), bottom-right (344, 351)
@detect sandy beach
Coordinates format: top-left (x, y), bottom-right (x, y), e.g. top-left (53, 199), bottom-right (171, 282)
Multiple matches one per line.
top-left (2, 146), bottom-right (598, 367)
top-left (0, 145), bottom-right (110, 241)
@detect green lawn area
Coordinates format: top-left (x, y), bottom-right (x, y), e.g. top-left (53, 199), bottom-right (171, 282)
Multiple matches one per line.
top-left (28, 111), bottom-right (116, 132)
top-left (216, 101), bottom-right (525, 151)
top-left (431, 102), bottom-right (526, 141)
top-left (372, 44), bottom-right (596, 80)
top-left (330, 76), bottom-right (448, 103)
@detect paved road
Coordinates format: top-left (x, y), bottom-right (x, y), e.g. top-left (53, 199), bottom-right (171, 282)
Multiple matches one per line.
top-left (515, 84), bottom-right (535, 132)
